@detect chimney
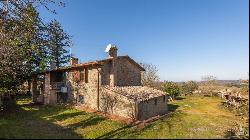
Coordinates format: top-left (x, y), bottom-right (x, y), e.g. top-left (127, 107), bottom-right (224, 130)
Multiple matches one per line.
top-left (105, 44), bottom-right (118, 58)
top-left (70, 57), bottom-right (78, 66)
top-left (105, 44), bottom-right (118, 86)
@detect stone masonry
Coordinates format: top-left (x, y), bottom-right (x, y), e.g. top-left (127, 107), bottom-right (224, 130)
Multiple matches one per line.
top-left (32, 45), bottom-right (168, 121)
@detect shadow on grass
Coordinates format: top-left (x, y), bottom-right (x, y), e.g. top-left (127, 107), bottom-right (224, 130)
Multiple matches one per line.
top-left (51, 111), bottom-right (87, 121)
top-left (96, 124), bottom-right (134, 139)
top-left (0, 96), bottom-right (82, 139)
top-left (66, 115), bottom-right (106, 129)
top-left (168, 104), bottom-right (180, 112)
top-left (96, 103), bottom-right (182, 139)
top-left (175, 96), bottom-right (185, 100)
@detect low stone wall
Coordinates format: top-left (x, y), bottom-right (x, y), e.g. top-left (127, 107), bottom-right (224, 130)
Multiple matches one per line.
top-left (219, 93), bottom-right (249, 107)
top-left (100, 87), bottom-right (136, 119)
top-left (137, 96), bottom-right (168, 120)
top-left (100, 86), bottom-right (168, 121)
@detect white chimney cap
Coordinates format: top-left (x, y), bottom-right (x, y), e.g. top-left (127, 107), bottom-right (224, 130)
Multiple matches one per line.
top-left (105, 44), bottom-right (116, 52)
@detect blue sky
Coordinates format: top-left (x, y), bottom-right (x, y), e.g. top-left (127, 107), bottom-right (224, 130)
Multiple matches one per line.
top-left (38, 0), bottom-right (249, 82)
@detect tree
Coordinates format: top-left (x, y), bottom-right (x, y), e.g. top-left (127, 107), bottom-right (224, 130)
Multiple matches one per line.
top-left (200, 75), bottom-right (218, 96)
top-left (180, 81), bottom-right (198, 96)
top-left (140, 63), bottom-right (160, 88)
top-left (47, 20), bottom-right (72, 68)
top-left (162, 81), bottom-right (180, 101)
top-left (0, 4), bottom-right (48, 93)
top-left (0, 1), bottom-right (68, 95)
top-left (0, 0), bottom-right (65, 19)
top-left (201, 75), bottom-right (218, 86)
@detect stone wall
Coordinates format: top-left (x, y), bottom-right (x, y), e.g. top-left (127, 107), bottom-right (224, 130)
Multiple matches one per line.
top-left (137, 95), bottom-right (168, 120)
top-left (100, 60), bottom-right (111, 86)
top-left (99, 86), bottom-right (168, 120)
top-left (116, 57), bottom-right (142, 86)
top-left (66, 67), bottom-right (138, 119)
top-left (43, 72), bottom-right (59, 105)
top-left (44, 72), bottom-right (51, 104)
top-left (66, 66), bottom-right (99, 110)
top-left (99, 87), bottom-right (136, 119)
top-left (100, 57), bottom-right (142, 86)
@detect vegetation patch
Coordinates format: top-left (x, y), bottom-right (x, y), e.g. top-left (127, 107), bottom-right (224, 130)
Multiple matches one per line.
top-left (0, 96), bottom-right (247, 139)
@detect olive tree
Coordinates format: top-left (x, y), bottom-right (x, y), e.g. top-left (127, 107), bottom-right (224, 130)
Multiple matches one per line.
top-left (180, 81), bottom-right (199, 96)
top-left (140, 63), bottom-right (160, 88)
top-left (162, 81), bottom-right (180, 101)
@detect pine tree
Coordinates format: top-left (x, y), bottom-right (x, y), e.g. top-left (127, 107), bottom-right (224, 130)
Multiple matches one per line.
top-left (47, 20), bottom-right (72, 68)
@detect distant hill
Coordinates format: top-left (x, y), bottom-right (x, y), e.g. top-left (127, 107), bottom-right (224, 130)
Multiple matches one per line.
top-left (173, 80), bottom-right (241, 86)
top-left (196, 80), bottom-right (241, 86)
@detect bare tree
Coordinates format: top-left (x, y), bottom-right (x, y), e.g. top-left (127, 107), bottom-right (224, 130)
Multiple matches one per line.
top-left (100, 91), bottom-right (118, 114)
top-left (140, 63), bottom-right (160, 88)
top-left (201, 75), bottom-right (218, 86)
top-left (200, 75), bottom-right (218, 96)
top-left (0, 0), bottom-right (65, 18)
top-left (126, 101), bottom-right (136, 121)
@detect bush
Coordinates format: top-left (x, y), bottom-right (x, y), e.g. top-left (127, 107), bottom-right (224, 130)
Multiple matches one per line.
top-left (162, 81), bottom-right (180, 100)
top-left (179, 81), bottom-right (198, 96)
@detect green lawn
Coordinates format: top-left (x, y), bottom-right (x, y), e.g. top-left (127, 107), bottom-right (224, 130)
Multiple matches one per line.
top-left (0, 96), bottom-right (247, 139)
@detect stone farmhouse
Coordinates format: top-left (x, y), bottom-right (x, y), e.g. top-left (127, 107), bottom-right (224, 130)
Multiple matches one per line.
top-left (32, 45), bottom-right (168, 121)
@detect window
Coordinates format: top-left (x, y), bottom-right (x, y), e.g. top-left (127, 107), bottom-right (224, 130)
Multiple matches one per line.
top-left (85, 68), bottom-right (88, 83)
top-left (163, 95), bottom-right (166, 102)
top-left (154, 98), bottom-right (157, 105)
top-left (78, 95), bottom-right (84, 104)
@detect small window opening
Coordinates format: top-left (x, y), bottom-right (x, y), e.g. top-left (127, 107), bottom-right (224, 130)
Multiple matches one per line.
top-left (80, 70), bottom-right (84, 82)
top-left (78, 95), bottom-right (84, 104)
top-left (154, 98), bottom-right (157, 105)
top-left (85, 68), bottom-right (88, 83)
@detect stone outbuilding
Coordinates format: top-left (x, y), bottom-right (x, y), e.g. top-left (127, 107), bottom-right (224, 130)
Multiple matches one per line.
top-left (32, 45), bottom-right (168, 121)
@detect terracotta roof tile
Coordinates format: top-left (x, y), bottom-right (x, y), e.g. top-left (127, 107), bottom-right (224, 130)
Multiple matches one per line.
top-left (33, 55), bottom-right (144, 75)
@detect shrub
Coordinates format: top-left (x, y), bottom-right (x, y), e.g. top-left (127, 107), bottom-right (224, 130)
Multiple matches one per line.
top-left (180, 81), bottom-right (198, 96)
top-left (162, 81), bottom-right (180, 100)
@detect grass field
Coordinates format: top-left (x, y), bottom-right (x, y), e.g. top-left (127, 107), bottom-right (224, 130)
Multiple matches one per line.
top-left (0, 96), bottom-right (247, 139)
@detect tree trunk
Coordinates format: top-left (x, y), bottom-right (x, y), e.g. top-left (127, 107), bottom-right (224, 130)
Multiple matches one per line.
top-left (28, 80), bottom-right (31, 92)
top-left (0, 96), bottom-right (2, 107)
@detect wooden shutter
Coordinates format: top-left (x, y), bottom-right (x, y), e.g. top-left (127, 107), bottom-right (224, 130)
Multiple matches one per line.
top-left (85, 68), bottom-right (88, 83)
top-left (80, 70), bottom-right (84, 82)
top-left (73, 71), bottom-right (79, 82)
